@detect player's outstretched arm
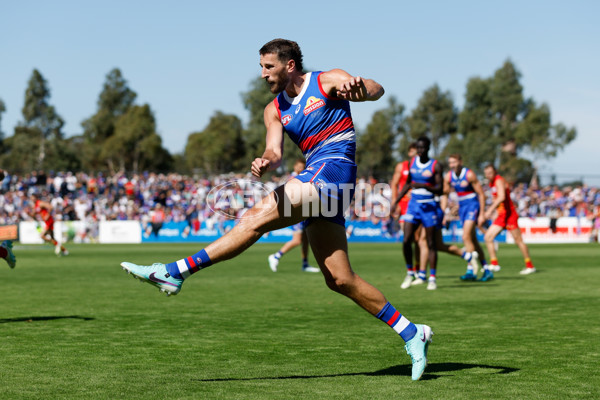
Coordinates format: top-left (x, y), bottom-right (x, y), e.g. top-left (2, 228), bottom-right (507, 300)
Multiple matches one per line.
top-left (320, 69), bottom-right (384, 102)
top-left (252, 101), bottom-right (284, 178)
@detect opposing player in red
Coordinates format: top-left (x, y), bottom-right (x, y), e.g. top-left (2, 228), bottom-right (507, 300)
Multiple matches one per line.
top-left (31, 193), bottom-right (68, 256)
top-left (482, 165), bottom-right (535, 275)
top-left (120, 39), bottom-right (433, 380)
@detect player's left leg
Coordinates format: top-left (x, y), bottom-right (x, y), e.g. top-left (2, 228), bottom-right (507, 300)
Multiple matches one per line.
top-left (460, 220), bottom-right (480, 280)
top-left (509, 228), bottom-right (536, 275)
top-left (306, 219), bottom-right (433, 381)
top-left (484, 224), bottom-right (504, 270)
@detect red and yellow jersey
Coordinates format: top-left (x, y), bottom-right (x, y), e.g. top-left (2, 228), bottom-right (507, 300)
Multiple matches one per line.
top-left (489, 174), bottom-right (517, 213)
top-left (397, 160), bottom-right (410, 192)
top-left (35, 199), bottom-right (52, 221)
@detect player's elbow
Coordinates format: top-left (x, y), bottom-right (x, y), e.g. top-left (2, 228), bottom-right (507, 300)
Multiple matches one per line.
top-left (370, 85), bottom-right (384, 101)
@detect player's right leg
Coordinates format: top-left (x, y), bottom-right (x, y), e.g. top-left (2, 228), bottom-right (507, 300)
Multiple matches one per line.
top-left (0, 240), bottom-right (16, 268)
top-left (120, 179), bottom-right (315, 295)
top-left (510, 228), bottom-right (536, 275)
top-left (401, 221), bottom-right (419, 288)
top-left (411, 225), bottom-right (428, 286)
top-left (306, 219), bottom-right (433, 381)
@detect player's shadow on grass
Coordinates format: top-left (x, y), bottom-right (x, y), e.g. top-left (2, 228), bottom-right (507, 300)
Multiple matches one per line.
top-left (195, 363), bottom-right (518, 382)
top-left (0, 316), bottom-right (94, 324)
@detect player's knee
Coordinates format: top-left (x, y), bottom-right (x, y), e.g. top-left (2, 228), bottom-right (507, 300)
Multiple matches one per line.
top-left (324, 273), bottom-right (355, 295)
top-left (484, 232), bottom-right (494, 243)
top-left (426, 238), bottom-right (435, 250)
top-left (462, 232), bottom-right (471, 243)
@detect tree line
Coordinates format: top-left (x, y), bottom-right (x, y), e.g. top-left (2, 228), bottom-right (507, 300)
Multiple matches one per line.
top-left (0, 60), bottom-right (576, 183)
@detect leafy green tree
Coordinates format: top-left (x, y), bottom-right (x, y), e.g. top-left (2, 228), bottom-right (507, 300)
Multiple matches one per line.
top-left (356, 96), bottom-right (406, 178)
top-left (0, 98), bottom-right (5, 141)
top-left (100, 104), bottom-right (172, 173)
top-left (405, 84), bottom-right (457, 158)
top-left (451, 60), bottom-right (576, 182)
top-left (184, 111), bottom-right (245, 174)
top-left (446, 76), bottom-right (499, 170)
top-left (81, 68), bottom-right (137, 170)
top-left (1, 69), bottom-right (77, 171)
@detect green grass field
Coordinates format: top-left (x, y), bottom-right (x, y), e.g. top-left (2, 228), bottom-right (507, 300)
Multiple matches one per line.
top-left (0, 242), bottom-right (598, 399)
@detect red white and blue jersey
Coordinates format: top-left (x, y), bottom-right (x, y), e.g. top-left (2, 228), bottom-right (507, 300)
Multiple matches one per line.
top-left (448, 167), bottom-right (477, 203)
top-left (274, 71), bottom-right (356, 166)
top-left (409, 157), bottom-right (438, 203)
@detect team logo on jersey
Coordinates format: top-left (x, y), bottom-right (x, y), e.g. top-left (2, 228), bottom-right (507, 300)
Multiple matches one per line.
top-left (460, 181), bottom-right (469, 187)
top-left (315, 178), bottom-right (327, 189)
top-left (304, 96), bottom-right (325, 116)
top-left (281, 114), bottom-right (292, 126)
top-left (421, 170), bottom-right (433, 178)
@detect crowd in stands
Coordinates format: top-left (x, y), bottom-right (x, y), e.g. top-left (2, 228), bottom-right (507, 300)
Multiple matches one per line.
top-left (1, 170), bottom-right (599, 239)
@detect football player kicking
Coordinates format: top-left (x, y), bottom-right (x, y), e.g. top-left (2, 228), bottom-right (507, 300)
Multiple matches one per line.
top-left (120, 39), bottom-right (434, 380)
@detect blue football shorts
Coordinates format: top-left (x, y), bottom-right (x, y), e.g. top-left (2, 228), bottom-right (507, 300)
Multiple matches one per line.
top-left (458, 199), bottom-right (480, 224)
top-left (403, 199), bottom-right (440, 229)
top-left (293, 158), bottom-right (357, 227)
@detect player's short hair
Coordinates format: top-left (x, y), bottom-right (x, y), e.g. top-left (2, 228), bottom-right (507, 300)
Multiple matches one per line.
top-left (448, 153), bottom-right (462, 161)
top-left (260, 39), bottom-right (304, 72)
top-left (416, 136), bottom-right (431, 149)
top-left (484, 164), bottom-right (496, 172)
top-left (408, 142), bottom-right (418, 150)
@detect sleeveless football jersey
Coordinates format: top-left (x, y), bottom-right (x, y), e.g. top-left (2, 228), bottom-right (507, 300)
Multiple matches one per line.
top-left (409, 157), bottom-right (438, 203)
top-left (274, 71), bottom-right (356, 165)
top-left (449, 167), bottom-right (476, 202)
top-left (490, 174), bottom-right (517, 213)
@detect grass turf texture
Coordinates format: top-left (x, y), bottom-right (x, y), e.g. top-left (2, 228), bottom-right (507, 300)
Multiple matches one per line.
top-left (0, 242), bottom-right (598, 399)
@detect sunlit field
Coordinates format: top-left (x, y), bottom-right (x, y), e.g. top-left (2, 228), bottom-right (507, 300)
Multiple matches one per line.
top-left (0, 242), bottom-right (598, 399)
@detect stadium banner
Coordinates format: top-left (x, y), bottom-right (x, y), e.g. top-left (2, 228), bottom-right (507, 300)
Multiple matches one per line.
top-left (345, 220), bottom-right (506, 243)
top-left (506, 217), bottom-right (593, 244)
top-left (19, 221), bottom-right (95, 244)
top-left (99, 221), bottom-right (142, 244)
top-left (139, 220), bottom-right (507, 244)
top-left (19, 221), bottom-right (45, 244)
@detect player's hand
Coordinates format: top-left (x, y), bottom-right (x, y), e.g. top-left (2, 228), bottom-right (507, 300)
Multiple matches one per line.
top-left (336, 76), bottom-right (368, 101)
top-left (251, 158), bottom-right (270, 178)
top-left (478, 214), bottom-right (486, 227)
top-left (484, 209), bottom-right (493, 220)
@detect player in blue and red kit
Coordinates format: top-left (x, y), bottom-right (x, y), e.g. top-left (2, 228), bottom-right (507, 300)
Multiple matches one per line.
top-left (444, 154), bottom-right (490, 281)
top-left (120, 39), bottom-right (433, 380)
top-left (393, 137), bottom-right (443, 291)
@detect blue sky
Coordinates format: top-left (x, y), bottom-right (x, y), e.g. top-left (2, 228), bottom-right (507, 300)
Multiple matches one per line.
top-left (1, 0), bottom-right (598, 184)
